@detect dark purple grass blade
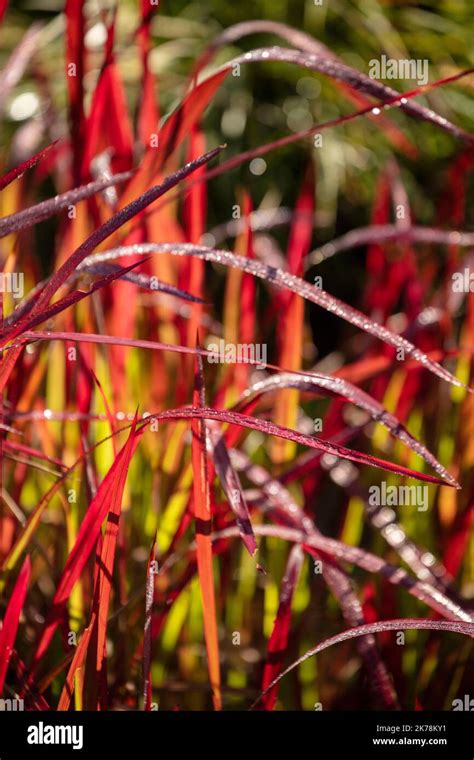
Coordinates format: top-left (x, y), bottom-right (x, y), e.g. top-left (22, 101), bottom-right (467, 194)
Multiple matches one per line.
top-left (247, 434), bottom-right (394, 709)
top-left (136, 406), bottom-right (450, 486)
top-left (200, 19), bottom-right (334, 60)
top-left (162, 519), bottom-right (472, 626)
top-left (261, 544), bottom-right (304, 709)
top-left (230, 452), bottom-right (397, 708)
top-left (321, 560), bottom-right (398, 709)
top-left (3, 146), bottom-right (223, 343)
top-left (217, 451), bottom-right (471, 625)
top-left (251, 619), bottom-right (474, 709)
top-left (0, 260), bottom-right (145, 345)
top-left (363, 496), bottom-right (457, 592)
top-left (225, 47), bottom-right (474, 144)
top-left (196, 22), bottom-right (474, 147)
top-left (224, 522), bottom-right (473, 623)
top-left (283, 448), bottom-right (460, 597)
top-left (235, 372), bottom-right (459, 487)
top-left (207, 420), bottom-right (257, 556)
top-left (147, 68), bottom-right (474, 226)
top-left (81, 243), bottom-right (470, 391)
top-left (143, 533), bottom-right (157, 711)
top-left (83, 263), bottom-right (206, 304)
top-left (0, 170), bottom-right (134, 236)
top-left (309, 224), bottom-right (474, 266)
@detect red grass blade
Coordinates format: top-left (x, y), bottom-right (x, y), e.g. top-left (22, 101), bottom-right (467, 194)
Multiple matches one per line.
top-left (57, 613), bottom-right (96, 711)
top-left (29, 422), bottom-right (141, 674)
top-left (261, 544), bottom-right (303, 709)
top-left (235, 371), bottom-right (459, 487)
top-left (138, 406), bottom-right (453, 486)
top-left (0, 555), bottom-right (30, 695)
top-left (0, 1), bottom-right (8, 24)
top-left (191, 346), bottom-right (222, 710)
top-left (0, 142), bottom-right (57, 193)
top-left (6, 147), bottom-right (223, 345)
top-left (253, 619), bottom-right (474, 709)
top-left (91, 413), bottom-right (139, 705)
top-left (81, 243), bottom-right (470, 391)
top-left (122, 71), bottom-right (228, 206)
top-left (136, 0), bottom-right (160, 146)
top-left (65, 0), bottom-right (86, 183)
top-left (81, 15), bottom-right (134, 177)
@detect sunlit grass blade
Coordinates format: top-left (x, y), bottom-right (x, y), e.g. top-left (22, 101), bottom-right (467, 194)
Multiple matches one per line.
top-left (207, 420), bottom-right (257, 556)
top-left (8, 147), bottom-right (224, 339)
top-left (0, 555), bottom-right (30, 695)
top-left (191, 345), bottom-right (222, 709)
top-left (252, 619), bottom-right (474, 709)
top-left (28, 421), bottom-right (140, 674)
top-left (273, 167), bottom-right (313, 463)
top-left (57, 613), bottom-right (96, 711)
top-left (81, 243), bottom-right (470, 391)
top-left (90, 413), bottom-right (139, 707)
top-left (235, 371), bottom-right (459, 487)
top-left (261, 544), bottom-right (303, 709)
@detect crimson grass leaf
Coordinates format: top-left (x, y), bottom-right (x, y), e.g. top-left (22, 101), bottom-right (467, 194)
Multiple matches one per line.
top-left (29, 421), bottom-right (141, 674)
top-left (252, 619), bottom-right (474, 709)
top-left (0, 143), bottom-right (57, 193)
top-left (191, 348), bottom-right (222, 710)
top-left (81, 243), bottom-right (470, 391)
top-left (207, 420), bottom-right (257, 556)
top-left (8, 146), bottom-right (223, 341)
top-left (0, 556), bottom-right (30, 695)
top-left (235, 371), bottom-right (459, 487)
top-left (91, 413), bottom-right (139, 703)
top-left (261, 544), bottom-right (304, 710)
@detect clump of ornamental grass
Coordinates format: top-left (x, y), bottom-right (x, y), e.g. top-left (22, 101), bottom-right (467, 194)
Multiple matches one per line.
top-left (0, 4), bottom-right (473, 711)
